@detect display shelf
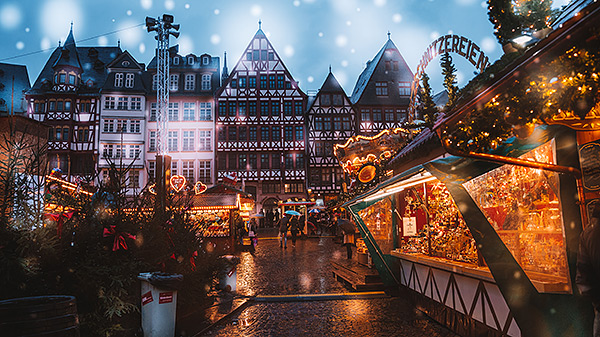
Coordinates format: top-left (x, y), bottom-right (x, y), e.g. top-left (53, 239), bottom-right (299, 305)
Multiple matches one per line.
top-left (391, 250), bottom-right (494, 282)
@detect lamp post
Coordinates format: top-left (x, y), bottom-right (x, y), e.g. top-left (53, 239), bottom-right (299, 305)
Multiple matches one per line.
top-left (145, 14), bottom-right (179, 213)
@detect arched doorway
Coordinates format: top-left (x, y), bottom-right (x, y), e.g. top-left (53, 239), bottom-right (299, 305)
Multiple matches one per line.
top-left (261, 197), bottom-right (280, 228)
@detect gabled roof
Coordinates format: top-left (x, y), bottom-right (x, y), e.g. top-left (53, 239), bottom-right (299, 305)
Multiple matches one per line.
top-left (52, 26), bottom-right (82, 70)
top-left (216, 25), bottom-right (307, 99)
top-left (0, 63), bottom-right (30, 114)
top-left (320, 71), bottom-right (345, 93)
top-left (350, 37), bottom-right (413, 104)
top-left (307, 69), bottom-right (351, 112)
top-left (106, 50), bottom-right (144, 71)
top-left (29, 45), bottom-right (121, 95)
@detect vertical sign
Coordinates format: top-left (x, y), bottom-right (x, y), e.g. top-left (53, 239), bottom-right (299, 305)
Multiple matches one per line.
top-left (403, 217), bottom-right (417, 236)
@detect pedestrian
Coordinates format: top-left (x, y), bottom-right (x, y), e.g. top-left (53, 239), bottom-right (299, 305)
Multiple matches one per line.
top-left (290, 215), bottom-right (300, 247)
top-left (278, 212), bottom-right (291, 249)
top-left (248, 218), bottom-right (258, 252)
top-left (577, 203), bottom-right (600, 337)
top-left (336, 214), bottom-right (356, 259)
top-left (259, 208), bottom-right (265, 228)
top-left (266, 209), bottom-right (274, 228)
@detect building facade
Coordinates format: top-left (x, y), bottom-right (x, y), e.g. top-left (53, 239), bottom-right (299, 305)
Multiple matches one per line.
top-left (350, 35), bottom-right (414, 135)
top-left (145, 51), bottom-right (220, 188)
top-left (216, 25), bottom-right (307, 211)
top-left (26, 27), bottom-right (121, 179)
top-left (306, 70), bottom-right (355, 203)
top-left (98, 51), bottom-right (149, 194)
top-left (0, 63), bottom-right (30, 116)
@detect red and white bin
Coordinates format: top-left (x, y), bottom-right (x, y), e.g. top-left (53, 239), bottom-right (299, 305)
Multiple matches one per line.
top-left (138, 272), bottom-right (183, 337)
top-left (218, 255), bottom-right (240, 292)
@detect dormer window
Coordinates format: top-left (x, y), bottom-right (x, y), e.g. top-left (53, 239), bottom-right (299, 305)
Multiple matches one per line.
top-left (125, 73), bottom-right (134, 88)
top-left (69, 75), bottom-right (76, 85)
top-left (188, 56), bottom-right (194, 65)
top-left (115, 73), bottom-right (124, 87)
top-left (122, 60), bottom-right (130, 67)
top-left (202, 56), bottom-right (209, 65)
top-left (59, 74), bottom-right (66, 84)
top-left (173, 57), bottom-right (180, 65)
top-left (86, 79), bottom-right (94, 88)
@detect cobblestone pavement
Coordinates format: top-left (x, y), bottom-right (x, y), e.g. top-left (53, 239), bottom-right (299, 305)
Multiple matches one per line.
top-left (204, 298), bottom-right (459, 337)
top-left (234, 229), bottom-right (348, 296)
top-left (203, 229), bottom-right (459, 336)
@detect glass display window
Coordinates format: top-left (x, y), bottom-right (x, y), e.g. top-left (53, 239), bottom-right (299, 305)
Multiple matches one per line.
top-left (398, 179), bottom-right (479, 265)
top-left (192, 209), bottom-right (231, 238)
top-left (359, 198), bottom-right (394, 254)
top-left (462, 140), bottom-right (571, 293)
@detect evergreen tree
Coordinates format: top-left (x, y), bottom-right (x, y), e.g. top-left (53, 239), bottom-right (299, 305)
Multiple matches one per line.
top-left (440, 52), bottom-right (459, 111)
top-left (487, 0), bottom-right (521, 45)
top-left (513, 0), bottom-right (552, 32)
top-left (417, 73), bottom-right (439, 129)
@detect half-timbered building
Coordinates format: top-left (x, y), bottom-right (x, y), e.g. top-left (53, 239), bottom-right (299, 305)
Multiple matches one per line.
top-left (26, 26), bottom-right (121, 179)
top-left (306, 69), bottom-right (354, 203)
top-left (350, 34), bottom-right (414, 135)
top-left (145, 51), bottom-right (220, 187)
top-left (98, 51), bottom-right (149, 194)
top-left (216, 23), bottom-right (307, 211)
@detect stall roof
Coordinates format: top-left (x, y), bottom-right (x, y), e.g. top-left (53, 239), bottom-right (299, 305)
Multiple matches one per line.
top-left (345, 125), bottom-right (561, 208)
top-left (434, 0), bottom-right (600, 129)
top-left (279, 201), bottom-right (316, 206)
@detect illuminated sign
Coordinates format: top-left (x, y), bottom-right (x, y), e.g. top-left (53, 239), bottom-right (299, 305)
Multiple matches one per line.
top-left (194, 181), bottom-right (208, 194)
top-left (148, 184), bottom-right (157, 195)
top-left (170, 175), bottom-right (186, 192)
top-left (409, 34), bottom-right (491, 122)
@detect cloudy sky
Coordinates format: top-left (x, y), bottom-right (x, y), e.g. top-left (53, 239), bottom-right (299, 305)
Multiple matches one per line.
top-left (0, 0), bottom-right (570, 94)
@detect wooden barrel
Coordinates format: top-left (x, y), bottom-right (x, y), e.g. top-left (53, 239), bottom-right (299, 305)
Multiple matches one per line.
top-left (0, 296), bottom-right (79, 336)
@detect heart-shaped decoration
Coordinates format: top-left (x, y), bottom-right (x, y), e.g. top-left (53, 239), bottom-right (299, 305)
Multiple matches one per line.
top-left (170, 175), bottom-right (186, 192)
top-left (148, 184), bottom-right (157, 195)
top-left (194, 181), bottom-right (207, 195)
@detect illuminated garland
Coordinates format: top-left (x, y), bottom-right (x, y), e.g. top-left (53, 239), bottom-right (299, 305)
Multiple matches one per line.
top-left (487, 0), bottom-right (553, 45)
top-left (443, 46), bottom-right (600, 152)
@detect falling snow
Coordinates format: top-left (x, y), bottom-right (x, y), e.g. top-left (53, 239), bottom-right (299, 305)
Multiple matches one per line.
top-left (0, 4), bottom-right (22, 29)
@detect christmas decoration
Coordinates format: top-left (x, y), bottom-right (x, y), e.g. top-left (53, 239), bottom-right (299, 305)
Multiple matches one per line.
top-left (103, 225), bottom-right (136, 251)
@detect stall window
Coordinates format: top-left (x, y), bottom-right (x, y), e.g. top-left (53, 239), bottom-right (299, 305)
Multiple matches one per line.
top-left (463, 140), bottom-right (570, 293)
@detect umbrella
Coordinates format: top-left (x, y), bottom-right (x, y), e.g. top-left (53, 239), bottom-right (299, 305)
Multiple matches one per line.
top-left (308, 208), bottom-right (320, 214)
top-left (250, 213), bottom-right (264, 218)
top-left (338, 219), bottom-right (356, 234)
top-left (284, 210), bottom-right (301, 216)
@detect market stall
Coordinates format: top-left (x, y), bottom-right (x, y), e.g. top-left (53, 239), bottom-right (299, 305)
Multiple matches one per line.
top-left (342, 2), bottom-right (600, 336)
top-left (190, 184), bottom-right (255, 254)
top-left (278, 200), bottom-right (315, 235)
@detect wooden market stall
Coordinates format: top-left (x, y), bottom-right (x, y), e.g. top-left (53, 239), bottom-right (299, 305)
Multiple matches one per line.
top-left (343, 2), bottom-right (600, 336)
top-left (190, 184), bottom-right (255, 255)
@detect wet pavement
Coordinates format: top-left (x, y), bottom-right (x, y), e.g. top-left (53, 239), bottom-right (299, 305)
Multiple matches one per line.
top-left (200, 229), bottom-right (460, 337)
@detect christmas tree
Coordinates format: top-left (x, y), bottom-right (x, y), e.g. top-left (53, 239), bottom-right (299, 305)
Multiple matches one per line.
top-left (440, 52), bottom-right (459, 111)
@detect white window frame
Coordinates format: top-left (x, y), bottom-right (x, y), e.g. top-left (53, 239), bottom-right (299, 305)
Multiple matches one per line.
top-left (182, 160), bottom-right (195, 182)
top-left (125, 73), bottom-right (134, 88)
top-left (185, 74), bottom-right (195, 91)
top-left (104, 96), bottom-right (115, 110)
top-left (182, 130), bottom-right (195, 151)
top-left (183, 102), bottom-right (195, 121)
top-left (149, 131), bottom-right (156, 152)
top-left (198, 102), bottom-right (212, 121)
top-left (129, 120), bottom-right (141, 133)
top-left (168, 130), bottom-right (178, 152)
top-left (169, 74), bottom-right (179, 91)
top-left (197, 130), bottom-right (212, 151)
top-left (201, 74), bottom-right (211, 91)
top-left (130, 97), bottom-right (142, 110)
top-left (152, 74), bottom-right (158, 91)
top-left (117, 97), bottom-right (128, 110)
top-left (168, 102), bottom-right (179, 121)
top-left (187, 56), bottom-right (194, 65)
top-left (173, 57), bottom-right (180, 65)
top-left (114, 73), bottom-right (123, 87)
top-left (198, 160), bottom-right (211, 183)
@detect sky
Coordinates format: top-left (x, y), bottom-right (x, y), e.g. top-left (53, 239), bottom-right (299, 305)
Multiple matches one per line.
top-left (0, 0), bottom-right (571, 94)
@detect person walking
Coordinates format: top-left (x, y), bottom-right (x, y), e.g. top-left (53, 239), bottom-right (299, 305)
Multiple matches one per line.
top-left (577, 204), bottom-right (600, 336)
top-left (278, 212), bottom-right (291, 249)
top-left (248, 218), bottom-right (258, 252)
top-left (290, 215), bottom-right (300, 248)
top-left (336, 214), bottom-right (356, 259)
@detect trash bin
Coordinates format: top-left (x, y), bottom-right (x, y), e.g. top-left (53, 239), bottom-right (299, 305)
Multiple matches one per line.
top-left (218, 255), bottom-right (240, 292)
top-left (138, 272), bottom-right (183, 337)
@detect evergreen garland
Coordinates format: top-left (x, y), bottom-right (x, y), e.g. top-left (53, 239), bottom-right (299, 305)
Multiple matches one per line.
top-left (487, 0), bottom-right (521, 45)
top-left (513, 0), bottom-right (552, 31)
